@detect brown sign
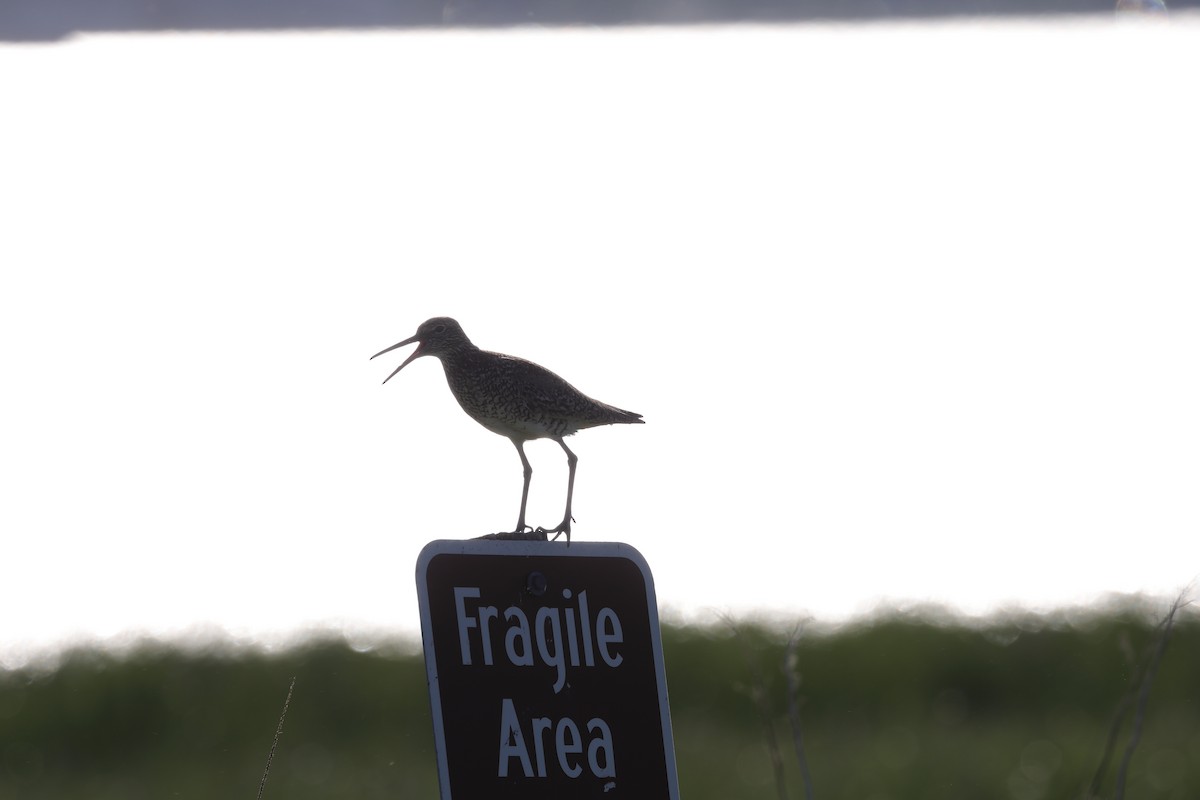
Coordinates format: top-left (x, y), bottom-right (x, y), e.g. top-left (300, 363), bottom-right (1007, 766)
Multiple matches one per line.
top-left (416, 539), bottom-right (679, 800)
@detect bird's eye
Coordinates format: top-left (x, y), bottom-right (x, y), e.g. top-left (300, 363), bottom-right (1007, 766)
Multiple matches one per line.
top-left (434, 324), bottom-right (446, 334)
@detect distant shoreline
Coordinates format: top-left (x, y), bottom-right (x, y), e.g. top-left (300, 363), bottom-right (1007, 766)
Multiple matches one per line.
top-left (1, 0), bottom-right (1190, 42)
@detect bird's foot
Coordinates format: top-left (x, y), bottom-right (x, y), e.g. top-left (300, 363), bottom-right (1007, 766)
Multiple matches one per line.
top-left (476, 527), bottom-right (547, 542)
top-left (536, 516), bottom-right (574, 544)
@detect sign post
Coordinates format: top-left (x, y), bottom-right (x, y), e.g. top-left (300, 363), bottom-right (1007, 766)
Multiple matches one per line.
top-left (416, 539), bottom-right (680, 800)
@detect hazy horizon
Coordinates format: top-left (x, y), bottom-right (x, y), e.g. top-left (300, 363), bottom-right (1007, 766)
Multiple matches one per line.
top-left (3, 20), bottom-right (1198, 670)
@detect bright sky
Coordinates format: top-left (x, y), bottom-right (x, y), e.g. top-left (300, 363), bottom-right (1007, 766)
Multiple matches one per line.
top-left (2, 19), bottom-right (1198, 667)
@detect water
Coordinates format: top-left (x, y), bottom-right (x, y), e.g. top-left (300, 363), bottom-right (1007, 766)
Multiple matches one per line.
top-left (1, 18), bottom-right (1198, 665)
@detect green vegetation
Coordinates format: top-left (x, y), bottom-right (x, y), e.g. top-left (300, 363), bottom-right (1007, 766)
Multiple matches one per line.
top-left (2, 603), bottom-right (1197, 799)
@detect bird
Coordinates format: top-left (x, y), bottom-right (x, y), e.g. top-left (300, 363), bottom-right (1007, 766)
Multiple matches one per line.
top-left (371, 317), bottom-right (643, 542)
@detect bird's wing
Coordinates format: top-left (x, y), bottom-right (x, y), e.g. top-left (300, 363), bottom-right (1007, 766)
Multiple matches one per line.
top-left (495, 353), bottom-right (642, 425)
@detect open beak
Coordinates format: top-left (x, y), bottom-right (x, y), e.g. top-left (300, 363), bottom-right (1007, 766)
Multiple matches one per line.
top-left (371, 334), bottom-right (424, 384)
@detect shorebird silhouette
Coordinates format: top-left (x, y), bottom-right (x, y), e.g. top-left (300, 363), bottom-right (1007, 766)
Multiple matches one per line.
top-left (372, 317), bottom-right (643, 542)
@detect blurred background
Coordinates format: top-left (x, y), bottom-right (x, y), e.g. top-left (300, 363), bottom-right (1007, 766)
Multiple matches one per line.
top-left (2, 1), bottom-right (1199, 798)
top-left (0, 0), bottom-right (1191, 35)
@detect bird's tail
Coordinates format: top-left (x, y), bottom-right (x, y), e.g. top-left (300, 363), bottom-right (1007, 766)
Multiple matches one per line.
top-left (602, 404), bottom-right (644, 425)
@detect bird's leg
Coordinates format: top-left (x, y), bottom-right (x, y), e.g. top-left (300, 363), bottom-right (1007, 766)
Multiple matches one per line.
top-left (538, 438), bottom-right (577, 543)
top-left (511, 439), bottom-right (535, 535)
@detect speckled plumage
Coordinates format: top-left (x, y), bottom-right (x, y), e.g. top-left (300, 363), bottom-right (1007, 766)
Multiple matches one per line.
top-left (371, 317), bottom-right (642, 541)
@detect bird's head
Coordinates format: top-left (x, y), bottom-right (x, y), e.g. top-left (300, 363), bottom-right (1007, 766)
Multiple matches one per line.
top-left (371, 317), bottom-right (471, 384)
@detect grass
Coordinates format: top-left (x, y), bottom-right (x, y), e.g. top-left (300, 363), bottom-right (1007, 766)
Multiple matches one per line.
top-left (2, 597), bottom-right (1197, 800)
